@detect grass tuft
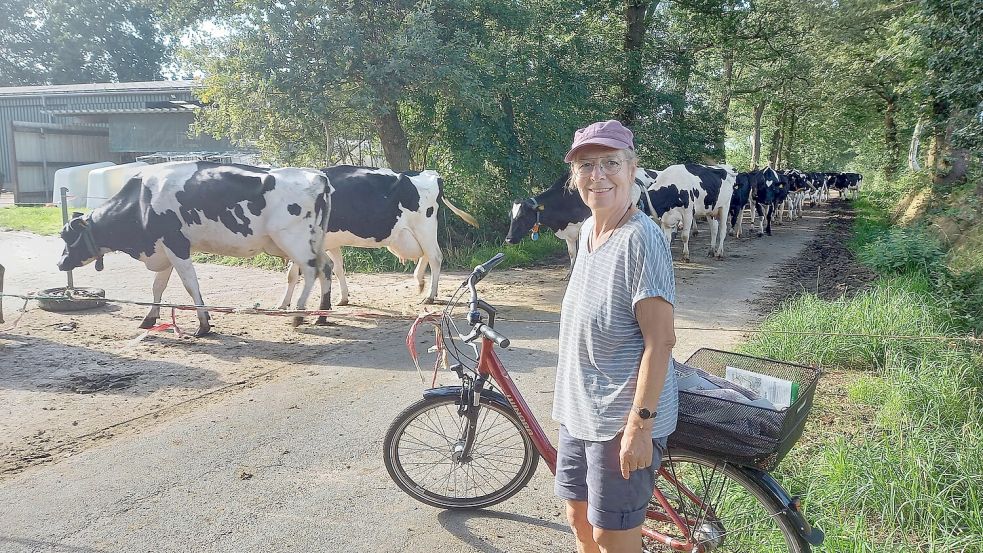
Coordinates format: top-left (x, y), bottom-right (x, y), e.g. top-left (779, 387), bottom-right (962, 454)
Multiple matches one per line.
top-left (0, 206), bottom-right (80, 236)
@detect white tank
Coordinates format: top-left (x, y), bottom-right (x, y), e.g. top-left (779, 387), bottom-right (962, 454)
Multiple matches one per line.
top-left (86, 162), bottom-right (149, 209)
top-left (52, 162), bottom-right (115, 208)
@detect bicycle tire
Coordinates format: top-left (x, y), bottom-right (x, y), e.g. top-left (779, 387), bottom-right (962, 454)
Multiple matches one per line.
top-left (383, 394), bottom-right (540, 509)
top-left (644, 449), bottom-right (808, 553)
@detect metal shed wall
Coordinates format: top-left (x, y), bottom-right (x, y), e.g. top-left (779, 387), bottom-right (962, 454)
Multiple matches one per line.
top-left (0, 84), bottom-right (194, 188)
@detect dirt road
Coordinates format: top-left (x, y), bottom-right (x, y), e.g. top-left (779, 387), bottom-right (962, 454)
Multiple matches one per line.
top-left (0, 208), bottom-right (828, 552)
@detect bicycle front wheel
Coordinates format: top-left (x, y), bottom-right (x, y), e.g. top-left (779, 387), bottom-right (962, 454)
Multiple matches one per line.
top-left (383, 394), bottom-right (539, 509)
top-left (644, 450), bottom-right (808, 552)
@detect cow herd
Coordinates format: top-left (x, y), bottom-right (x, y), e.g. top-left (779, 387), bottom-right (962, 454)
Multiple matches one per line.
top-left (56, 162), bottom-right (477, 336)
top-left (54, 159), bottom-right (861, 336)
top-left (507, 165), bottom-right (863, 266)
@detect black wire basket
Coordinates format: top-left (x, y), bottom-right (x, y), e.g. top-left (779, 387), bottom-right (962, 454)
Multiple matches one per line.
top-left (667, 348), bottom-right (821, 471)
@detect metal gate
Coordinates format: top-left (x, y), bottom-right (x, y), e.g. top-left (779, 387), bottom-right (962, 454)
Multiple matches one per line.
top-left (12, 122), bottom-right (111, 204)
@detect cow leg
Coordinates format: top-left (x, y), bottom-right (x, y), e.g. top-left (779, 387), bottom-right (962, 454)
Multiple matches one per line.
top-left (272, 239), bottom-right (325, 327)
top-left (766, 204), bottom-right (774, 236)
top-left (680, 210), bottom-right (693, 262)
top-left (165, 255), bottom-right (211, 337)
top-left (563, 237), bottom-right (578, 281)
top-left (314, 255), bottom-right (334, 325)
top-left (278, 261), bottom-right (300, 309)
top-left (140, 266), bottom-right (174, 329)
top-left (712, 212), bottom-right (726, 258)
top-left (755, 203), bottom-right (766, 237)
top-left (327, 247), bottom-right (348, 306)
top-left (418, 235), bottom-right (443, 304)
top-left (413, 255), bottom-right (428, 295)
top-left (707, 214), bottom-right (719, 257)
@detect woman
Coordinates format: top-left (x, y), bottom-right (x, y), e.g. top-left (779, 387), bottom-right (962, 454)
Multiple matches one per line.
top-left (552, 120), bottom-right (678, 553)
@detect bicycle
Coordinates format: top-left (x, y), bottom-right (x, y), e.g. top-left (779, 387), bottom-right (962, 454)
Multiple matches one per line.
top-left (383, 253), bottom-right (825, 552)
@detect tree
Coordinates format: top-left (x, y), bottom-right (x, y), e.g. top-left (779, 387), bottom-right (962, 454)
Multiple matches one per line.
top-left (0, 0), bottom-right (169, 86)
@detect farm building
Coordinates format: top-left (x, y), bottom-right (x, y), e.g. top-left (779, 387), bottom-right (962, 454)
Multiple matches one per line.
top-left (0, 80), bottom-right (247, 204)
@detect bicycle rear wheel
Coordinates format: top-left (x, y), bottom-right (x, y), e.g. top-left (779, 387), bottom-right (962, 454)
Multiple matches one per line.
top-left (383, 394), bottom-right (539, 509)
top-left (644, 450), bottom-right (808, 552)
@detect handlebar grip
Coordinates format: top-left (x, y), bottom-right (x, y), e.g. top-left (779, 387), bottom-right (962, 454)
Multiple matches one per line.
top-left (478, 323), bottom-right (510, 348)
top-left (473, 252), bottom-right (506, 282)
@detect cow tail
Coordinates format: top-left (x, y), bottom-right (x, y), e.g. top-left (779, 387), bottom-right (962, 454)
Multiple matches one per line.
top-left (442, 197), bottom-right (479, 228)
top-left (435, 177), bottom-right (479, 228)
top-left (312, 173), bottom-right (333, 281)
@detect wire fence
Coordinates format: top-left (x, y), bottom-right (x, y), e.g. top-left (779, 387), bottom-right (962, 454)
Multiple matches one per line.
top-left (2, 291), bottom-right (981, 345)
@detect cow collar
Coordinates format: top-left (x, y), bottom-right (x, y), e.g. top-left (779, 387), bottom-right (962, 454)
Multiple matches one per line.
top-left (527, 198), bottom-right (544, 240)
top-left (70, 220), bottom-right (105, 271)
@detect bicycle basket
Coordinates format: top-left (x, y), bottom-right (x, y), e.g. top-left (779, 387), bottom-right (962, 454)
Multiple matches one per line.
top-left (667, 348), bottom-right (821, 471)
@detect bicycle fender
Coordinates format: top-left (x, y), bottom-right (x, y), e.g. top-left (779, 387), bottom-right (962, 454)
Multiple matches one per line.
top-left (740, 466), bottom-right (825, 546)
top-left (422, 386), bottom-right (513, 411)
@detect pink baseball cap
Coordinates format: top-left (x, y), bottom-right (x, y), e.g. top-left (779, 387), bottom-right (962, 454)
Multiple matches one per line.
top-left (563, 119), bottom-right (635, 162)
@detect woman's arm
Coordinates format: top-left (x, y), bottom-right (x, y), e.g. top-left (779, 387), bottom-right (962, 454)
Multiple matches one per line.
top-left (620, 295), bottom-right (676, 478)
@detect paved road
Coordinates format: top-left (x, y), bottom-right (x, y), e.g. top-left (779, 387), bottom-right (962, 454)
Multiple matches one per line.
top-left (0, 210), bottom-right (825, 553)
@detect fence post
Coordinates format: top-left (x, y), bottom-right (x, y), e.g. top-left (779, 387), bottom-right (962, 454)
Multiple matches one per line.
top-left (60, 187), bottom-right (73, 289)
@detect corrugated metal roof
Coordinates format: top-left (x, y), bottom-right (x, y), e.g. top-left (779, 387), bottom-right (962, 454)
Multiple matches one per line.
top-left (0, 80), bottom-right (196, 96)
top-left (45, 107), bottom-right (199, 116)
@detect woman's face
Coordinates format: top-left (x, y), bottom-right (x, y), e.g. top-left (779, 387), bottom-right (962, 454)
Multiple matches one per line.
top-left (571, 145), bottom-right (637, 214)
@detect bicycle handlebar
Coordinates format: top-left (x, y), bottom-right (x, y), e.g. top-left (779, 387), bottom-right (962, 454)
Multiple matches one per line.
top-left (472, 252), bottom-right (505, 284)
top-left (477, 323), bottom-right (510, 348)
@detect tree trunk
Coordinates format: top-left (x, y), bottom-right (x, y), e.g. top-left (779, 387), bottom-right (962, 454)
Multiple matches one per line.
top-left (751, 99), bottom-right (765, 169)
top-left (323, 120), bottom-right (333, 165)
top-left (908, 118), bottom-right (923, 171)
top-left (768, 105), bottom-right (786, 168)
top-left (374, 105), bottom-right (411, 172)
top-left (883, 94), bottom-right (899, 178)
top-left (783, 109), bottom-right (797, 169)
top-left (499, 92), bottom-right (524, 187)
top-left (619, 0), bottom-right (654, 127)
top-left (714, 52), bottom-right (735, 159)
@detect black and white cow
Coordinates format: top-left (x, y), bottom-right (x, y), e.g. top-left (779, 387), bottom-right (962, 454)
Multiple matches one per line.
top-left (752, 166), bottom-right (783, 237)
top-left (57, 162), bottom-right (334, 336)
top-left (645, 164), bottom-right (736, 261)
top-left (506, 172), bottom-right (590, 268)
top-left (805, 172), bottom-right (825, 206)
top-left (506, 169), bottom-right (649, 270)
top-left (781, 169), bottom-right (809, 221)
top-left (729, 171), bottom-right (757, 239)
top-left (280, 165), bottom-right (478, 307)
top-left (836, 172), bottom-right (863, 200)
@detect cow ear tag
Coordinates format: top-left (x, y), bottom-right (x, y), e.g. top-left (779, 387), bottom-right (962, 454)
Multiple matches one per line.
top-left (531, 222), bottom-right (540, 241)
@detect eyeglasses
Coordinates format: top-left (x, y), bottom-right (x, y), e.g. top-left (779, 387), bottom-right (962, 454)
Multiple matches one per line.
top-left (573, 156), bottom-right (625, 177)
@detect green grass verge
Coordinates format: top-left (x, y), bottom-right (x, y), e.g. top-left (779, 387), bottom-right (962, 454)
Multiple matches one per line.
top-left (0, 206), bottom-right (82, 236)
top-left (740, 170), bottom-right (983, 551)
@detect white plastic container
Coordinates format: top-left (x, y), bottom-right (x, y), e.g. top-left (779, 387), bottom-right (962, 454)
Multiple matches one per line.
top-left (52, 162), bottom-right (115, 208)
top-left (86, 162), bottom-right (149, 209)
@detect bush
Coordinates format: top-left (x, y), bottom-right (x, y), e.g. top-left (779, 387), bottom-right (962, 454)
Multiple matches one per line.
top-left (857, 227), bottom-right (945, 276)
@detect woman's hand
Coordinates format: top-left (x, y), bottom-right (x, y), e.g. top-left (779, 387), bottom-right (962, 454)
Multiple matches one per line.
top-left (619, 425), bottom-right (654, 479)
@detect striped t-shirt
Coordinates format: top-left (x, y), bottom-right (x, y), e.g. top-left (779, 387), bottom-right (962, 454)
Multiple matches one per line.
top-left (552, 211), bottom-right (678, 441)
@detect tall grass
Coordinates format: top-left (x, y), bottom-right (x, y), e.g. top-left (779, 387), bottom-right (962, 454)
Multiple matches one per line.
top-left (741, 171), bottom-right (983, 551)
top-left (744, 280), bottom-right (983, 551)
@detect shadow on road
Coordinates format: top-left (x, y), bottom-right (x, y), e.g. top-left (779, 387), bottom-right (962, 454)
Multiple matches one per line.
top-left (437, 509), bottom-right (570, 553)
top-left (0, 334), bottom-right (224, 396)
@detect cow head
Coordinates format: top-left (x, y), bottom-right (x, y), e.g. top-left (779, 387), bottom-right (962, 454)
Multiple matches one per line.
top-left (505, 198), bottom-right (541, 244)
top-left (57, 213), bottom-right (104, 272)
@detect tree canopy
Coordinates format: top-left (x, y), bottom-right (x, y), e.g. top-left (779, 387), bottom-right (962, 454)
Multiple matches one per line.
top-left (1, 0), bottom-right (979, 236)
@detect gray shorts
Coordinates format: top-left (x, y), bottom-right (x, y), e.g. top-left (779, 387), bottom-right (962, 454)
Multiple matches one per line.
top-left (554, 424), bottom-right (668, 531)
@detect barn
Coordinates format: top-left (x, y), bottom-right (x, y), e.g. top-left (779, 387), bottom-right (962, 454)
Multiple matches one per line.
top-left (0, 80), bottom-right (246, 205)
